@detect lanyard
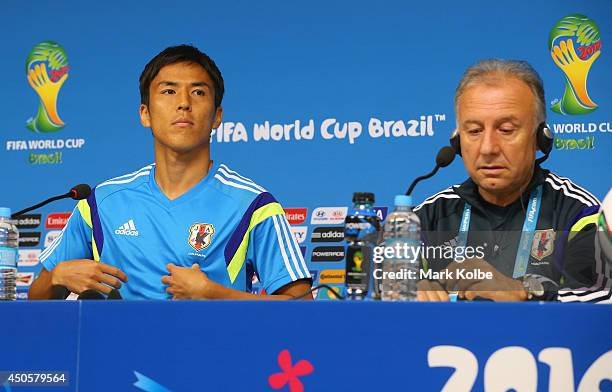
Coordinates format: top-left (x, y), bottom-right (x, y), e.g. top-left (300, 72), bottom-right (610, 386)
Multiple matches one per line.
top-left (458, 185), bottom-right (542, 278)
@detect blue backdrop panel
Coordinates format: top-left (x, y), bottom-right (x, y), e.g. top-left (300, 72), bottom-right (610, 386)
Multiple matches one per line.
top-left (0, 1), bottom-right (611, 295)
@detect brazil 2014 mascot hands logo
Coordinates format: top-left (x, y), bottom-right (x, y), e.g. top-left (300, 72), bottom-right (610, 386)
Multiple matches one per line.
top-left (25, 41), bottom-right (69, 133)
top-left (549, 14), bottom-right (601, 115)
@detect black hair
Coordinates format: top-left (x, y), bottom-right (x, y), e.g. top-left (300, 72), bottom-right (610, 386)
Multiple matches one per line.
top-left (139, 44), bottom-right (224, 108)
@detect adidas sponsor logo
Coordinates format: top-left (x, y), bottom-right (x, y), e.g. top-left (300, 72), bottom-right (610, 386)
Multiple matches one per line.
top-left (115, 219), bottom-right (139, 236)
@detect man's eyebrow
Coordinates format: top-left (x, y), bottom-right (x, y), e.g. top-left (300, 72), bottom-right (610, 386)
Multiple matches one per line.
top-left (496, 115), bottom-right (520, 123)
top-left (157, 81), bottom-right (210, 87)
top-left (461, 116), bottom-right (521, 127)
top-left (190, 81), bottom-right (210, 87)
top-left (461, 120), bottom-right (483, 127)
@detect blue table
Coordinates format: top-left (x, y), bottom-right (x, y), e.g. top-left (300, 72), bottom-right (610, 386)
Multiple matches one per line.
top-left (1, 301), bottom-right (611, 391)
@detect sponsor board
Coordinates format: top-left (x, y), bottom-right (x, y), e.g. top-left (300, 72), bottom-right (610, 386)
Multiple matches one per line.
top-left (290, 226), bottom-right (308, 244)
top-left (44, 230), bottom-right (61, 247)
top-left (16, 272), bottom-right (34, 286)
top-left (309, 270), bottom-right (319, 284)
top-left (311, 207), bottom-right (348, 225)
top-left (311, 246), bottom-right (345, 262)
top-left (18, 249), bottom-right (41, 267)
top-left (16, 291), bottom-right (28, 300)
top-left (315, 285), bottom-right (343, 300)
top-left (19, 232), bottom-right (41, 247)
top-left (284, 208), bottom-right (308, 225)
top-left (373, 207), bottom-right (389, 222)
top-left (12, 214), bottom-right (41, 229)
top-left (46, 212), bottom-right (71, 229)
top-left (319, 269), bottom-right (345, 284)
top-left (311, 226), bottom-right (344, 243)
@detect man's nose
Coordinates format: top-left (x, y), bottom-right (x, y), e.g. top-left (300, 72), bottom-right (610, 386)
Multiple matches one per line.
top-left (479, 128), bottom-right (501, 156)
top-left (177, 90), bottom-right (191, 111)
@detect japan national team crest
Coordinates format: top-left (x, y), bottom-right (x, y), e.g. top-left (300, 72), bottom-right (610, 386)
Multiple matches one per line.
top-left (188, 223), bottom-right (215, 251)
top-left (531, 229), bottom-right (555, 261)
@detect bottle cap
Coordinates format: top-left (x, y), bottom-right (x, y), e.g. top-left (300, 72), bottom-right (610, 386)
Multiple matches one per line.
top-left (394, 195), bottom-right (412, 207)
top-left (0, 207), bottom-right (11, 218)
top-left (352, 192), bottom-right (375, 203)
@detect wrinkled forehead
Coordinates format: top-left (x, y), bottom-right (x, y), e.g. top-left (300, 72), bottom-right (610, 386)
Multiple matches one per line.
top-left (455, 76), bottom-right (538, 121)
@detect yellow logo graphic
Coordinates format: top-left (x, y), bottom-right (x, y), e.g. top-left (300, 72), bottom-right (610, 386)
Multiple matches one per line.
top-left (549, 15), bottom-right (601, 115)
top-left (26, 41), bottom-right (69, 132)
top-left (319, 270), bottom-right (345, 284)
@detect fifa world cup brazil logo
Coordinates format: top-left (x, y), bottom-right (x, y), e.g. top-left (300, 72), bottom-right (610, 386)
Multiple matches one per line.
top-left (25, 41), bottom-right (69, 132)
top-left (549, 15), bottom-right (601, 115)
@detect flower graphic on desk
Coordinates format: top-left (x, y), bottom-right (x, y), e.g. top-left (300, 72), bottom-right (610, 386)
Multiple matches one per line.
top-left (268, 349), bottom-right (314, 392)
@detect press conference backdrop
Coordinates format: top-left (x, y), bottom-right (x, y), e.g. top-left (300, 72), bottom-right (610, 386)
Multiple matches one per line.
top-left (1, 1), bottom-right (610, 298)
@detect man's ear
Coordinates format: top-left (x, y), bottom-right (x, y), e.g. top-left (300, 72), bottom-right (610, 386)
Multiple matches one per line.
top-left (212, 106), bottom-right (223, 130)
top-left (140, 104), bottom-right (151, 128)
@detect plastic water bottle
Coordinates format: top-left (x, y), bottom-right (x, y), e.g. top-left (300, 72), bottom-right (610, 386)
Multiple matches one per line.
top-left (344, 192), bottom-right (381, 300)
top-left (0, 207), bottom-right (18, 300)
top-left (381, 195), bottom-right (421, 301)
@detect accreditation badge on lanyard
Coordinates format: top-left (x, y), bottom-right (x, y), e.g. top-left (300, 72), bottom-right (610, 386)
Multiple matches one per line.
top-left (457, 185), bottom-right (543, 278)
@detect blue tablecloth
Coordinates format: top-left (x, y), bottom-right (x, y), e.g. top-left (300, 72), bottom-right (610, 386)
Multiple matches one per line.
top-left (1, 301), bottom-right (611, 391)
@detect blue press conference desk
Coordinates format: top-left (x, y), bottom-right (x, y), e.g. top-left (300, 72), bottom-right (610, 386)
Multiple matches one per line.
top-left (1, 301), bottom-right (610, 392)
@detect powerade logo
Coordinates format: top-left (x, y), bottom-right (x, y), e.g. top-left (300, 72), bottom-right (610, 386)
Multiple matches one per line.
top-left (311, 246), bottom-right (345, 262)
top-left (549, 15), bottom-right (601, 115)
top-left (26, 41), bottom-right (69, 132)
top-left (18, 232), bottom-right (41, 247)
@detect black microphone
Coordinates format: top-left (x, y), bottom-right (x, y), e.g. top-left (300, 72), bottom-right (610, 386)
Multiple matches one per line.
top-left (405, 146), bottom-right (456, 196)
top-left (11, 184), bottom-right (91, 218)
top-left (77, 290), bottom-right (106, 300)
top-left (69, 184), bottom-right (91, 200)
top-left (51, 285), bottom-right (71, 300)
top-left (107, 288), bottom-right (123, 300)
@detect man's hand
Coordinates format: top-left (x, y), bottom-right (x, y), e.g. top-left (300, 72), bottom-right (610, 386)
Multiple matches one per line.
top-left (162, 263), bottom-right (221, 299)
top-left (161, 263), bottom-right (314, 300)
top-left (417, 280), bottom-right (450, 301)
top-left (51, 259), bottom-right (128, 295)
top-left (439, 258), bottom-right (527, 301)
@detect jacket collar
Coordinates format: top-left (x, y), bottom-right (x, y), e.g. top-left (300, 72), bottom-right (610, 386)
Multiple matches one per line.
top-left (454, 163), bottom-right (549, 213)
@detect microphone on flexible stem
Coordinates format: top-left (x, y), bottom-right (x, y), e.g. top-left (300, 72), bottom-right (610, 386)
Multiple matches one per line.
top-left (11, 184), bottom-right (91, 218)
top-left (405, 146), bottom-right (456, 196)
top-left (107, 288), bottom-right (123, 300)
top-left (77, 290), bottom-right (106, 300)
top-left (51, 285), bottom-right (71, 300)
